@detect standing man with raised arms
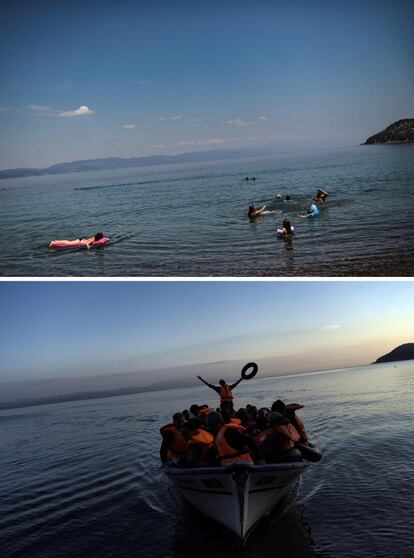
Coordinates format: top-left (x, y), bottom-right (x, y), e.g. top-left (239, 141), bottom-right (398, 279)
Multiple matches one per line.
top-left (196, 376), bottom-right (243, 413)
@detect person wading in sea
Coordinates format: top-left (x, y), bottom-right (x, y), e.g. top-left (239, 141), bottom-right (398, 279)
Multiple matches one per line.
top-left (196, 376), bottom-right (243, 413)
top-left (248, 204), bottom-right (267, 219)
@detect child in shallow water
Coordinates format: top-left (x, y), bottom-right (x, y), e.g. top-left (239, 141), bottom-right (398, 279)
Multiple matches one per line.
top-left (248, 204), bottom-right (267, 219)
top-left (307, 200), bottom-right (319, 216)
top-left (281, 219), bottom-right (294, 235)
top-left (316, 188), bottom-right (328, 204)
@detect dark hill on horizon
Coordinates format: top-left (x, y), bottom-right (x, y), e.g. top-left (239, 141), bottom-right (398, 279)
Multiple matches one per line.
top-left (0, 378), bottom-right (197, 411)
top-left (374, 343), bottom-right (414, 364)
top-left (364, 119), bottom-right (414, 145)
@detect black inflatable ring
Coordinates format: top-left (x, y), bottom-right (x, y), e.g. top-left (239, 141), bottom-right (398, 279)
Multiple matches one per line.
top-left (241, 362), bottom-right (258, 380)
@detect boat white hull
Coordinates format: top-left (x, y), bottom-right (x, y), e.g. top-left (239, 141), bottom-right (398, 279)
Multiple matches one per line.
top-left (165, 461), bottom-right (309, 540)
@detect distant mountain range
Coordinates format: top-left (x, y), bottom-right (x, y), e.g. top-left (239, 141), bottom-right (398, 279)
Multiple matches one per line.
top-left (374, 343), bottom-right (414, 364)
top-left (364, 119), bottom-right (414, 145)
top-left (0, 377), bottom-right (197, 411)
top-left (0, 149), bottom-right (258, 180)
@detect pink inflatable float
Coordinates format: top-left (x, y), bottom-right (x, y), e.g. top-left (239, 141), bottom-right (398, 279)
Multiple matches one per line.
top-left (49, 237), bottom-right (110, 248)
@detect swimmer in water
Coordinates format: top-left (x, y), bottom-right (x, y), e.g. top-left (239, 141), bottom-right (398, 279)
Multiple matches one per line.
top-left (49, 232), bottom-right (104, 248)
top-left (281, 218), bottom-right (294, 236)
top-left (276, 194), bottom-right (295, 203)
top-left (307, 199), bottom-right (319, 216)
top-left (316, 188), bottom-right (328, 205)
top-left (248, 204), bottom-right (267, 219)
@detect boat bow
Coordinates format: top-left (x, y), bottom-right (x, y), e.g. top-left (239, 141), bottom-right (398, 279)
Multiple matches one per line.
top-left (165, 461), bottom-right (309, 540)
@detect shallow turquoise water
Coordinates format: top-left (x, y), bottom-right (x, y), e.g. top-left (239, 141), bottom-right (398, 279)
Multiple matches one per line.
top-left (0, 145), bottom-right (413, 276)
top-left (1, 361), bottom-right (413, 557)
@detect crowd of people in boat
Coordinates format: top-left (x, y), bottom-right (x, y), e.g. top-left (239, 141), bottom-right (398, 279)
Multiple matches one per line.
top-left (248, 187), bottom-right (329, 236)
top-left (160, 377), bottom-right (319, 469)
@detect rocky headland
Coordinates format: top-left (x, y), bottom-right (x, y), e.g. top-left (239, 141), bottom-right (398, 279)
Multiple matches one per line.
top-left (374, 343), bottom-right (414, 364)
top-left (364, 119), bottom-right (414, 144)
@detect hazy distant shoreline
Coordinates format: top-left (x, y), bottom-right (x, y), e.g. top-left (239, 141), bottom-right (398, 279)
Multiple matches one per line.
top-left (3, 354), bottom-right (412, 412)
top-left (0, 149), bottom-right (261, 179)
top-left (0, 364), bottom-right (374, 412)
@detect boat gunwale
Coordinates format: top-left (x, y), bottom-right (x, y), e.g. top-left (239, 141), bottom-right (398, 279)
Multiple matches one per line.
top-left (165, 461), bottom-right (309, 476)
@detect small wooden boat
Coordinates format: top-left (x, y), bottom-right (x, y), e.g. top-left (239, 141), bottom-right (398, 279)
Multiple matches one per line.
top-left (165, 460), bottom-right (310, 541)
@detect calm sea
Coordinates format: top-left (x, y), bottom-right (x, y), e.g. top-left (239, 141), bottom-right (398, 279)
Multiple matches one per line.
top-left (1, 361), bottom-right (413, 558)
top-left (1, 145), bottom-right (413, 277)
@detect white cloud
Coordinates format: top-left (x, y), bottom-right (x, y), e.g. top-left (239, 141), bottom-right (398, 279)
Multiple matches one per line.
top-left (29, 104), bottom-right (59, 115)
top-left (226, 118), bottom-right (251, 127)
top-left (322, 324), bottom-right (342, 330)
top-left (178, 138), bottom-right (240, 147)
top-left (203, 138), bottom-right (226, 145)
top-left (149, 144), bottom-right (166, 149)
top-left (28, 104), bottom-right (95, 117)
top-left (176, 138), bottom-right (228, 147)
top-left (258, 115), bottom-right (269, 121)
top-left (59, 105), bottom-right (94, 117)
top-left (0, 105), bottom-right (24, 113)
top-left (160, 115), bottom-right (182, 121)
top-left (123, 124), bottom-right (136, 129)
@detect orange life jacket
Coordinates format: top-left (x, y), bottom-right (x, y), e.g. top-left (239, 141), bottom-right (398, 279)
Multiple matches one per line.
top-left (215, 423), bottom-right (254, 465)
top-left (188, 429), bottom-right (214, 459)
top-left (255, 426), bottom-right (277, 447)
top-left (292, 414), bottom-right (308, 444)
top-left (160, 423), bottom-right (187, 460)
top-left (255, 424), bottom-right (300, 451)
top-left (220, 384), bottom-right (233, 403)
top-left (230, 417), bottom-right (242, 425)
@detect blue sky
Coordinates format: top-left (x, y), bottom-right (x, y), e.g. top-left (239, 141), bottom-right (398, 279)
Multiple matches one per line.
top-left (0, 0), bottom-right (413, 168)
top-left (0, 281), bottom-right (412, 397)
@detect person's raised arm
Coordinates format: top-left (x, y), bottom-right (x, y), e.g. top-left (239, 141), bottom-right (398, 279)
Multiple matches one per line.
top-left (230, 377), bottom-right (243, 390)
top-left (197, 375), bottom-right (216, 391)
